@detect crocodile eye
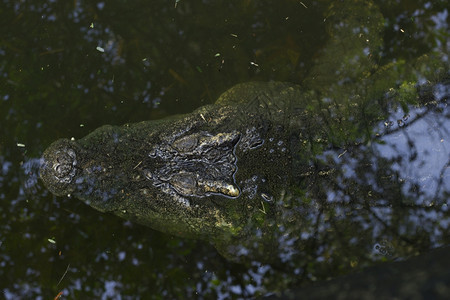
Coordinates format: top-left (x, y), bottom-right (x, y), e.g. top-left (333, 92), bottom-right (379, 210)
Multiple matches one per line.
top-left (205, 148), bottom-right (220, 161)
top-left (170, 172), bottom-right (197, 196)
top-left (172, 135), bottom-right (198, 152)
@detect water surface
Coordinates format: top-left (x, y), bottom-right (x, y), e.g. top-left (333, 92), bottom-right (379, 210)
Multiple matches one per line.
top-left (0, 0), bottom-right (449, 298)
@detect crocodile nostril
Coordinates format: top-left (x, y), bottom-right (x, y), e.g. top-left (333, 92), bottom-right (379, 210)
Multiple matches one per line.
top-left (50, 148), bottom-right (78, 184)
top-left (40, 139), bottom-right (81, 196)
top-left (54, 162), bottom-right (71, 178)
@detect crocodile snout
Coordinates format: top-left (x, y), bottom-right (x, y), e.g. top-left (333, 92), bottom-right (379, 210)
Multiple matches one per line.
top-left (40, 139), bottom-right (79, 196)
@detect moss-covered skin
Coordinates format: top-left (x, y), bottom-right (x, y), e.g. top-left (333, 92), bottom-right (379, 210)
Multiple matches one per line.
top-left (40, 0), bottom-right (449, 263)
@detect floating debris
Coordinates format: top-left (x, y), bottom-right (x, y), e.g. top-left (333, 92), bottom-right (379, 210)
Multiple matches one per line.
top-left (57, 264), bottom-right (71, 287)
top-left (54, 291), bottom-right (63, 300)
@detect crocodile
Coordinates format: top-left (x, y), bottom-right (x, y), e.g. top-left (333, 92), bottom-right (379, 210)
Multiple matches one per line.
top-left (40, 81), bottom-right (324, 261)
top-left (40, 0), bottom-right (449, 263)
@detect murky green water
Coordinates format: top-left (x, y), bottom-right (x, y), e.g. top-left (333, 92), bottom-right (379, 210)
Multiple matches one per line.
top-left (1, 0), bottom-right (449, 299)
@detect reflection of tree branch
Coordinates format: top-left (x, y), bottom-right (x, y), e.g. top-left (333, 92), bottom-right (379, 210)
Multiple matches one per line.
top-left (434, 157), bottom-right (450, 201)
top-left (380, 105), bottom-right (432, 137)
top-left (360, 192), bottom-right (417, 246)
top-left (377, 81), bottom-right (448, 137)
top-left (327, 159), bottom-right (437, 247)
top-left (422, 111), bottom-right (450, 144)
top-left (295, 207), bottom-right (325, 284)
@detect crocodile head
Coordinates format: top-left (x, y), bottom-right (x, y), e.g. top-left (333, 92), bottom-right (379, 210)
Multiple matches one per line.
top-left (39, 121), bottom-right (248, 240)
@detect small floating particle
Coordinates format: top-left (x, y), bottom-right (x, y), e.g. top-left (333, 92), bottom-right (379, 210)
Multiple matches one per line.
top-left (48, 238), bottom-right (56, 244)
top-left (90, 22), bottom-right (94, 28)
top-left (214, 53), bottom-right (221, 57)
top-left (230, 33), bottom-right (238, 38)
top-left (96, 46), bottom-right (105, 53)
top-left (338, 149), bottom-right (347, 158)
top-left (259, 201), bottom-right (267, 214)
top-left (17, 143), bottom-right (25, 147)
top-left (250, 61), bottom-right (259, 67)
